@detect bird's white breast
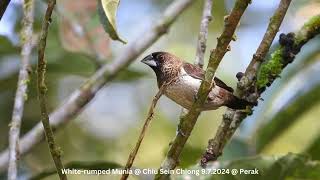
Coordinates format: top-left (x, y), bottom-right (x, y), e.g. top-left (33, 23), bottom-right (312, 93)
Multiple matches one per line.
top-left (164, 68), bottom-right (201, 109)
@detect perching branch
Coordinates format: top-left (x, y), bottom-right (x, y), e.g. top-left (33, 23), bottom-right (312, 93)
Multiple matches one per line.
top-left (195, 0), bottom-right (213, 68)
top-left (7, 0), bottom-right (34, 179)
top-left (201, 7), bottom-right (320, 167)
top-left (179, 0), bottom-right (213, 130)
top-left (37, 0), bottom-right (67, 179)
top-left (156, 0), bottom-right (251, 179)
top-left (121, 80), bottom-right (174, 180)
top-left (0, 0), bottom-right (195, 172)
top-left (0, 0), bottom-right (10, 21)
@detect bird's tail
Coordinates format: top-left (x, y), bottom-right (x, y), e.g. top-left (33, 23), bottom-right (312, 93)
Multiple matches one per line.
top-left (226, 95), bottom-right (255, 110)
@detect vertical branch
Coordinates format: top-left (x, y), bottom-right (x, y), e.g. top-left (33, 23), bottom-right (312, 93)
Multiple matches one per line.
top-left (37, 0), bottom-right (67, 180)
top-left (195, 0), bottom-right (213, 68)
top-left (156, 1), bottom-right (251, 179)
top-left (7, 0), bottom-right (34, 179)
top-left (180, 0), bottom-right (213, 125)
top-left (0, 0), bottom-right (10, 20)
top-left (121, 81), bottom-right (173, 180)
top-left (201, 0), bottom-right (292, 166)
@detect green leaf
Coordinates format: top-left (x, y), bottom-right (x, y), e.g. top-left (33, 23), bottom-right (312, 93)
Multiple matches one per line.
top-left (97, 0), bottom-right (126, 43)
top-left (255, 84), bottom-right (320, 152)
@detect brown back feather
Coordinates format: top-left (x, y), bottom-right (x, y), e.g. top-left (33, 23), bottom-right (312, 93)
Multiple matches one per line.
top-left (182, 63), bottom-right (234, 92)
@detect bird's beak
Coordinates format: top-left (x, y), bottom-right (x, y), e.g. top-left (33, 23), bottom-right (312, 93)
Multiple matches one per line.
top-left (141, 54), bottom-right (157, 67)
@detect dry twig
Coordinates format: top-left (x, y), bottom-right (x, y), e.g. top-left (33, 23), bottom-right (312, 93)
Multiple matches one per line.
top-left (37, 0), bottom-right (67, 179)
top-left (121, 80), bottom-right (174, 180)
top-left (7, 0), bottom-right (34, 179)
top-left (195, 0), bottom-right (213, 68)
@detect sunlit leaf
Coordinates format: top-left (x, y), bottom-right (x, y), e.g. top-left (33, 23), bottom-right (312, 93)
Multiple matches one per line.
top-left (97, 0), bottom-right (126, 43)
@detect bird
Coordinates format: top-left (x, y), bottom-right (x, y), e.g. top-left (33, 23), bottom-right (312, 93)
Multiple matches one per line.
top-left (141, 51), bottom-right (252, 111)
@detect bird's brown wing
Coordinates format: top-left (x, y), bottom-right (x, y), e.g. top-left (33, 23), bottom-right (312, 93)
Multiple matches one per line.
top-left (183, 63), bottom-right (234, 92)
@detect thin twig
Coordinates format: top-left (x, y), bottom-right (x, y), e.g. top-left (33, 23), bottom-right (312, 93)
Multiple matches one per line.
top-left (37, 0), bottom-right (67, 179)
top-left (0, 0), bottom-right (195, 172)
top-left (201, 0), bottom-right (298, 166)
top-left (156, 1), bottom-right (251, 179)
top-left (7, 0), bottom-right (34, 179)
top-left (0, 0), bottom-right (10, 20)
top-left (195, 0), bottom-right (213, 68)
top-left (178, 0), bottom-right (213, 150)
top-left (121, 80), bottom-right (173, 180)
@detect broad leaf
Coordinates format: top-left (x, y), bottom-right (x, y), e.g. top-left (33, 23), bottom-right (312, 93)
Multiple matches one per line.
top-left (97, 0), bottom-right (126, 43)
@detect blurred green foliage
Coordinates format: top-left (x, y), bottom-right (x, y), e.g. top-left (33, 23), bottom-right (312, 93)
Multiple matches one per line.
top-left (0, 0), bottom-right (320, 180)
top-left (256, 84), bottom-right (320, 152)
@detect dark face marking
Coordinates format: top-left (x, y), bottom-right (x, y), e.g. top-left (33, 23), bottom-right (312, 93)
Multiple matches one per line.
top-left (141, 52), bottom-right (182, 87)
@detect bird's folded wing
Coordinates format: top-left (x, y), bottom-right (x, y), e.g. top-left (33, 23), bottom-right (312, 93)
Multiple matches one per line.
top-left (182, 63), bottom-right (234, 92)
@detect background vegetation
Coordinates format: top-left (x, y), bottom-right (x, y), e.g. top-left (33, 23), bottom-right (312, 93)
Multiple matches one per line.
top-left (0, 0), bottom-right (319, 179)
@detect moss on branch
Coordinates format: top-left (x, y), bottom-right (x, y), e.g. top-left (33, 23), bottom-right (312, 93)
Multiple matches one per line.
top-left (257, 14), bottom-right (320, 89)
top-left (37, 0), bottom-right (67, 179)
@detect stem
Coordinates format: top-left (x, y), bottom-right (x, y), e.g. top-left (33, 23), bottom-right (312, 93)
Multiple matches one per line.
top-left (37, 0), bottom-right (67, 179)
top-left (0, 0), bottom-right (195, 172)
top-left (121, 80), bottom-right (173, 180)
top-left (195, 0), bottom-right (213, 68)
top-left (179, 0), bottom-right (213, 137)
top-left (156, 0), bottom-right (251, 179)
top-left (7, 0), bottom-right (34, 179)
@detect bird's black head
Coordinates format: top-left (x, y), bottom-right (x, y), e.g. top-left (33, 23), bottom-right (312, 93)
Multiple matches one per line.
top-left (140, 52), bottom-right (167, 70)
top-left (141, 51), bottom-right (181, 86)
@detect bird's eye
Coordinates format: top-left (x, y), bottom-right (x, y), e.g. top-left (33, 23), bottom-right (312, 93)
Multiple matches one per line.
top-left (157, 54), bottom-right (164, 61)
